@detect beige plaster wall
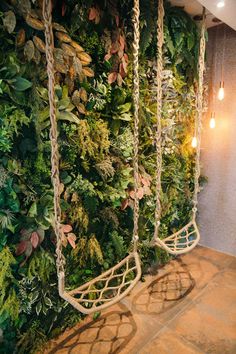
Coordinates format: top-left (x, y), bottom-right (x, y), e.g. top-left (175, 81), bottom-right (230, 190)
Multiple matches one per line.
top-left (198, 24), bottom-right (236, 256)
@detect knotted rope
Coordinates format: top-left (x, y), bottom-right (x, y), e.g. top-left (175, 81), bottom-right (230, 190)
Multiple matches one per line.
top-left (132, 0), bottom-right (140, 252)
top-left (43, 0), bottom-right (65, 277)
top-left (153, 0), bottom-right (164, 243)
top-left (192, 7), bottom-right (206, 219)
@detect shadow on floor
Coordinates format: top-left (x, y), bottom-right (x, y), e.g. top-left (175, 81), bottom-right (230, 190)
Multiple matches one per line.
top-left (132, 259), bottom-right (195, 315)
top-left (47, 303), bottom-right (137, 354)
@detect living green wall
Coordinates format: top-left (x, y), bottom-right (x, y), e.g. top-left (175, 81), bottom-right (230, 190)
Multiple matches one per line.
top-left (0, 0), bottom-right (200, 352)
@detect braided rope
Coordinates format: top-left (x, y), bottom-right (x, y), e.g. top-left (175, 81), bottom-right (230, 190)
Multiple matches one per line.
top-left (43, 0), bottom-right (65, 276)
top-left (132, 0), bottom-right (140, 251)
top-left (192, 8), bottom-right (206, 219)
top-left (153, 0), bottom-right (164, 243)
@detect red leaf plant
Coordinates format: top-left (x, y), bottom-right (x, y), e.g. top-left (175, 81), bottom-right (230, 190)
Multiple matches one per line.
top-left (88, 6), bottom-right (101, 24)
top-left (16, 228), bottom-right (45, 265)
top-left (61, 224), bottom-right (77, 249)
top-left (105, 32), bottom-right (129, 86)
top-left (88, 3), bottom-right (128, 86)
top-left (121, 172), bottom-right (152, 211)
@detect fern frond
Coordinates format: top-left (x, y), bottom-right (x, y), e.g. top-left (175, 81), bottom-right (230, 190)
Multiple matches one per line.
top-left (110, 231), bottom-right (126, 259)
top-left (88, 235), bottom-right (104, 265)
top-left (95, 158), bottom-right (115, 181)
top-left (27, 249), bottom-right (55, 283)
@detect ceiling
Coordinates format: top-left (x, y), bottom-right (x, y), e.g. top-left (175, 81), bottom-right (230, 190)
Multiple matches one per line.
top-left (197, 0), bottom-right (236, 30)
top-left (169, 0), bottom-right (236, 30)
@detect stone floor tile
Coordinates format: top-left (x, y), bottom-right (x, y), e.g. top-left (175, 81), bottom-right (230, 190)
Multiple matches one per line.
top-left (139, 327), bottom-right (204, 354)
top-left (211, 269), bottom-right (236, 289)
top-left (227, 257), bottom-right (236, 271)
top-left (168, 283), bottom-right (236, 354)
top-left (183, 246), bottom-right (234, 269)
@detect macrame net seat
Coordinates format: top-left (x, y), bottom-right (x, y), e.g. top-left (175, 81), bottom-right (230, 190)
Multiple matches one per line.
top-left (59, 252), bottom-right (141, 314)
top-left (43, 0), bottom-right (142, 314)
top-left (150, 0), bottom-right (205, 256)
top-left (152, 220), bottom-right (200, 255)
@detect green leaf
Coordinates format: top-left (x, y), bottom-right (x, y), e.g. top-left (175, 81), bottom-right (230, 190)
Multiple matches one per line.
top-left (118, 102), bottom-right (132, 113)
top-left (36, 301), bottom-right (42, 315)
top-left (44, 296), bottom-right (52, 307)
top-left (35, 302), bottom-right (43, 315)
top-left (58, 111), bottom-right (80, 125)
top-left (37, 86), bottom-right (49, 101)
top-left (120, 112), bottom-right (132, 121)
top-left (93, 312), bottom-right (101, 320)
top-left (38, 107), bottom-right (50, 123)
top-left (187, 35), bottom-right (194, 51)
top-left (31, 291), bottom-right (39, 303)
top-left (110, 119), bottom-right (121, 135)
top-left (28, 202), bottom-right (37, 217)
top-left (61, 85), bottom-right (69, 100)
top-left (58, 98), bottom-right (70, 110)
top-left (11, 77), bottom-right (32, 91)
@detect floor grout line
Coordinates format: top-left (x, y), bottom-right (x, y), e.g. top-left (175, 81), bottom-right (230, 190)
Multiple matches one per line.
top-left (136, 325), bottom-right (168, 354)
top-left (188, 266), bottom-right (230, 304)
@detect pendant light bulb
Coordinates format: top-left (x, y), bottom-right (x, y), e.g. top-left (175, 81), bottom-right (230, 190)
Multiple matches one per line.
top-left (210, 117), bottom-right (216, 129)
top-left (191, 137), bottom-right (197, 148)
top-left (217, 1), bottom-right (225, 8)
top-left (210, 113), bottom-right (216, 129)
top-left (218, 82), bottom-right (225, 101)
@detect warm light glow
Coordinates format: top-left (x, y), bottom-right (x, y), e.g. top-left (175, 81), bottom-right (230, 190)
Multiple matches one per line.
top-left (218, 87), bottom-right (225, 100)
top-left (210, 117), bottom-right (216, 129)
top-left (217, 1), bottom-right (225, 8)
top-left (191, 137), bottom-right (197, 148)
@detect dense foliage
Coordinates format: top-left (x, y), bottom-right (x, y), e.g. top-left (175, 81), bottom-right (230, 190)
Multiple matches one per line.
top-left (0, 0), bottom-right (200, 352)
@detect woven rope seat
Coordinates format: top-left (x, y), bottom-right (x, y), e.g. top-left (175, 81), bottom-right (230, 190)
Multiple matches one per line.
top-left (43, 0), bottom-right (142, 314)
top-left (150, 0), bottom-right (206, 256)
top-left (59, 252), bottom-right (141, 314)
top-left (152, 221), bottom-right (200, 255)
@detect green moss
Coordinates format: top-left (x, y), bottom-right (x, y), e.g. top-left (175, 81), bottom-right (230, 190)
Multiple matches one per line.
top-left (0, 247), bottom-right (20, 323)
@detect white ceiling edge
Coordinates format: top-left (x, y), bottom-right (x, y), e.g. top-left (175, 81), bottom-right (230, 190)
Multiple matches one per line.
top-left (170, 0), bottom-right (236, 31)
top-left (169, 0), bottom-right (219, 28)
top-left (196, 0), bottom-right (236, 30)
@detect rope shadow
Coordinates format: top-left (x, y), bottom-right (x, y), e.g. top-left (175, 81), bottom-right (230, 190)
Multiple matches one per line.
top-left (47, 303), bottom-right (137, 354)
top-left (132, 258), bottom-right (195, 315)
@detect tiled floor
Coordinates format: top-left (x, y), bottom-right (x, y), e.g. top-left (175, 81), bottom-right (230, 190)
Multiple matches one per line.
top-left (44, 246), bottom-right (236, 354)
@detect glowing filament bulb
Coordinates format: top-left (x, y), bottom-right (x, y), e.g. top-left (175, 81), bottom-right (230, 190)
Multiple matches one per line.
top-left (218, 82), bottom-right (225, 101)
top-left (191, 137), bottom-right (197, 148)
top-left (210, 113), bottom-right (216, 129)
top-left (217, 1), bottom-right (225, 8)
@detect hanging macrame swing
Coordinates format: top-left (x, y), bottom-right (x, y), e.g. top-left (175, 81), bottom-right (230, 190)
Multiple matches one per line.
top-left (42, 0), bottom-right (141, 314)
top-left (151, 0), bottom-right (206, 255)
